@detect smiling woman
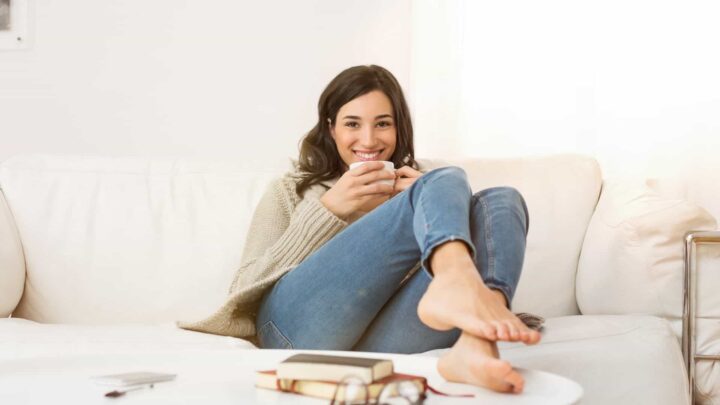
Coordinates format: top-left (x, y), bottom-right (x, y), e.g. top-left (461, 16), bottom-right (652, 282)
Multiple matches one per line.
top-left (179, 65), bottom-right (543, 395)
top-left (294, 65), bottom-right (418, 198)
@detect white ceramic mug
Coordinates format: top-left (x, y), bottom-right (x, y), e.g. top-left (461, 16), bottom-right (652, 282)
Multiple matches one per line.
top-left (349, 161), bottom-right (395, 186)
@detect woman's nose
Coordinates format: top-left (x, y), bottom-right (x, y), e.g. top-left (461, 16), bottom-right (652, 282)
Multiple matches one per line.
top-left (359, 127), bottom-right (377, 145)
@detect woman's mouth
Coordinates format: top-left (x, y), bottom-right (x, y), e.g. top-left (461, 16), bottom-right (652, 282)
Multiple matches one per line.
top-left (353, 149), bottom-right (383, 161)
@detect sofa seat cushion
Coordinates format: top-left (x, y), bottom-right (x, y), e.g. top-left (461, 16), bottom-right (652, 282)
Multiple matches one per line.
top-left (422, 315), bottom-right (690, 405)
top-left (0, 318), bottom-right (256, 360)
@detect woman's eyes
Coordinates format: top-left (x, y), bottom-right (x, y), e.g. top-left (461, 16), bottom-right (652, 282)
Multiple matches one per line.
top-left (343, 121), bottom-right (393, 128)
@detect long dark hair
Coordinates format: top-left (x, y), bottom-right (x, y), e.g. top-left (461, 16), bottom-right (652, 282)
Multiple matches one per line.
top-left (294, 65), bottom-right (418, 197)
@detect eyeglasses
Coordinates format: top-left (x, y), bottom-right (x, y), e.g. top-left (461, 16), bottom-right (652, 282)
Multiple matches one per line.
top-left (330, 374), bottom-right (426, 405)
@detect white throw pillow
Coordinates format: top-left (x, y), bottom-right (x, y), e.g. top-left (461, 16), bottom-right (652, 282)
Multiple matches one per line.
top-left (576, 179), bottom-right (717, 319)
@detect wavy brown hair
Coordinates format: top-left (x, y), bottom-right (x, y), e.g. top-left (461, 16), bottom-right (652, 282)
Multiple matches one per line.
top-left (294, 65), bottom-right (418, 197)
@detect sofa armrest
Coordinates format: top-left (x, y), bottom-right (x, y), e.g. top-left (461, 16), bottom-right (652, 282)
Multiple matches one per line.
top-left (577, 179), bottom-right (719, 404)
top-left (683, 231), bottom-right (720, 403)
top-left (0, 187), bottom-right (25, 317)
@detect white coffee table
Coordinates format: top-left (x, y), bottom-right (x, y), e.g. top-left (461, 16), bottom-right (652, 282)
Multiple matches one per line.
top-left (0, 349), bottom-right (582, 404)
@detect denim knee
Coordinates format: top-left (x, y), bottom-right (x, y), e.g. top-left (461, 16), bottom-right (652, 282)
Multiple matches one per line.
top-left (426, 165), bottom-right (467, 180)
top-left (473, 186), bottom-right (529, 233)
top-left (421, 166), bottom-right (469, 190)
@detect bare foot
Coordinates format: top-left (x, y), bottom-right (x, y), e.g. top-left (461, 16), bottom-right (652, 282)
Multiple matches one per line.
top-left (418, 245), bottom-right (541, 344)
top-left (438, 331), bottom-right (525, 394)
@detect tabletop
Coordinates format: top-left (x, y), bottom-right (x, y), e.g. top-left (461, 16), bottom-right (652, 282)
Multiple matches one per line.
top-left (0, 349), bottom-right (583, 404)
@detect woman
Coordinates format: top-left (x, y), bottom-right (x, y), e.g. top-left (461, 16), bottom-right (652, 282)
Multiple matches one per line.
top-left (179, 65), bottom-right (542, 394)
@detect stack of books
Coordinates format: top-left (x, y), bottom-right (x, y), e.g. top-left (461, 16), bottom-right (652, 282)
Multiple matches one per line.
top-left (255, 353), bottom-right (427, 402)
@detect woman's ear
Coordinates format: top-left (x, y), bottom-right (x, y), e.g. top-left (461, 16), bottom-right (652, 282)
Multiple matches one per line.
top-left (327, 118), bottom-right (335, 139)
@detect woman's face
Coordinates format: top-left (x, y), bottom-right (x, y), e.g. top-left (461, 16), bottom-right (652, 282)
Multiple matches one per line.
top-left (329, 90), bottom-right (397, 170)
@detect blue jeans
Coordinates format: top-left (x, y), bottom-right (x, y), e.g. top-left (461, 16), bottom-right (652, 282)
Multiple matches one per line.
top-left (255, 166), bottom-right (529, 353)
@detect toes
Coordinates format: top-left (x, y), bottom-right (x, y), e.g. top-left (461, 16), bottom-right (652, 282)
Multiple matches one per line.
top-left (481, 321), bottom-right (498, 341)
top-left (513, 321), bottom-right (531, 343)
top-left (505, 321), bottom-right (521, 341)
top-left (505, 370), bottom-right (525, 393)
top-left (491, 362), bottom-right (524, 394)
top-left (529, 330), bottom-right (542, 344)
top-left (512, 319), bottom-right (538, 344)
top-left (482, 360), bottom-right (521, 393)
top-left (520, 326), bottom-right (541, 344)
top-left (495, 321), bottom-right (524, 342)
top-left (492, 321), bottom-right (510, 341)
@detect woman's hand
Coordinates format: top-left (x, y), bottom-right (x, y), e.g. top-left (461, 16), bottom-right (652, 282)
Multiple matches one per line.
top-left (392, 165), bottom-right (424, 197)
top-left (319, 161), bottom-right (397, 220)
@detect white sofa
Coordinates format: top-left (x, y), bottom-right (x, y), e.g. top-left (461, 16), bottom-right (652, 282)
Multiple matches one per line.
top-left (1, 154), bottom-right (718, 404)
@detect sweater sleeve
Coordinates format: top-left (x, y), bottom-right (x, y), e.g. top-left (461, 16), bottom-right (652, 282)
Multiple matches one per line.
top-left (227, 174), bottom-right (347, 300)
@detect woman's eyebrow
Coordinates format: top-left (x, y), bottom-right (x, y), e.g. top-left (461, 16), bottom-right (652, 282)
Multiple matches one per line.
top-left (341, 114), bottom-right (394, 120)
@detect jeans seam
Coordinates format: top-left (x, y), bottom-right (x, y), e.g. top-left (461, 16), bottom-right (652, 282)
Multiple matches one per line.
top-left (522, 196), bottom-right (530, 234)
top-left (419, 178), bottom-right (431, 270)
top-left (479, 195), bottom-right (496, 282)
top-left (258, 320), bottom-right (293, 349)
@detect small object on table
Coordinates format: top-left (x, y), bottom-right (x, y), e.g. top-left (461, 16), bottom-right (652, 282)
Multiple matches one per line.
top-left (104, 383), bottom-right (154, 398)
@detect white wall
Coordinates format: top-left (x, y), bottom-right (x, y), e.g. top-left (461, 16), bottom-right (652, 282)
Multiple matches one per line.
top-left (0, 0), bottom-right (411, 162)
top-left (412, 0), bottom-right (720, 219)
top-left (2, 1), bottom-right (719, 219)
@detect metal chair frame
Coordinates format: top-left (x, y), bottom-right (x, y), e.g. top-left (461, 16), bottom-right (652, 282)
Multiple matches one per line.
top-left (683, 231), bottom-right (720, 404)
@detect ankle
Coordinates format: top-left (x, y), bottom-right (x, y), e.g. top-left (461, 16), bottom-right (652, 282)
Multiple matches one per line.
top-left (490, 289), bottom-right (509, 307)
top-left (429, 241), bottom-right (474, 275)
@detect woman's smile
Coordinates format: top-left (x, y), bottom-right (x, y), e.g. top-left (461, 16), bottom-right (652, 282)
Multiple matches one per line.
top-left (353, 149), bottom-right (384, 161)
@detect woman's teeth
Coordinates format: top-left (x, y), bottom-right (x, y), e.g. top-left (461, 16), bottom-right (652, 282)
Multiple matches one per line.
top-left (354, 151), bottom-right (381, 159)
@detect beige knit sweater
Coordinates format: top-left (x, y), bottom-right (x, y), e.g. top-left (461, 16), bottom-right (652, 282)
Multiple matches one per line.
top-left (177, 173), bottom-right (347, 338)
top-left (176, 159), bottom-right (544, 340)
top-left (176, 160), bottom-right (437, 339)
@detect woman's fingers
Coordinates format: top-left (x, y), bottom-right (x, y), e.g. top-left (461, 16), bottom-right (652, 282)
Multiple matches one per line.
top-left (391, 165), bottom-right (423, 195)
top-left (357, 182), bottom-right (394, 197)
top-left (396, 165), bottom-right (423, 178)
top-left (395, 178), bottom-right (414, 189)
top-left (357, 170), bottom-right (395, 186)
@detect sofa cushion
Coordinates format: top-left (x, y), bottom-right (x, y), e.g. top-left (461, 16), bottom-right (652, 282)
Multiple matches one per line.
top-left (0, 318), bottom-right (255, 360)
top-left (576, 180), bottom-right (719, 403)
top-left (443, 154), bottom-right (602, 317)
top-left (422, 315), bottom-right (690, 405)
top-left (576, 179), bottom-right (716, 319)
top-left (0, 189), bottom-right (24, 317)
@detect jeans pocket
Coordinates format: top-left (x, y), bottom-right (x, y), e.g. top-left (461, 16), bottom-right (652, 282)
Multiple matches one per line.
top-left (257, 320), bottom-right (293, 349)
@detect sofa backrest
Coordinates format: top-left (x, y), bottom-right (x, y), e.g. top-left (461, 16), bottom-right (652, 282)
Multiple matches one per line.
top-left (0, 154), bottom-right (601, 324)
